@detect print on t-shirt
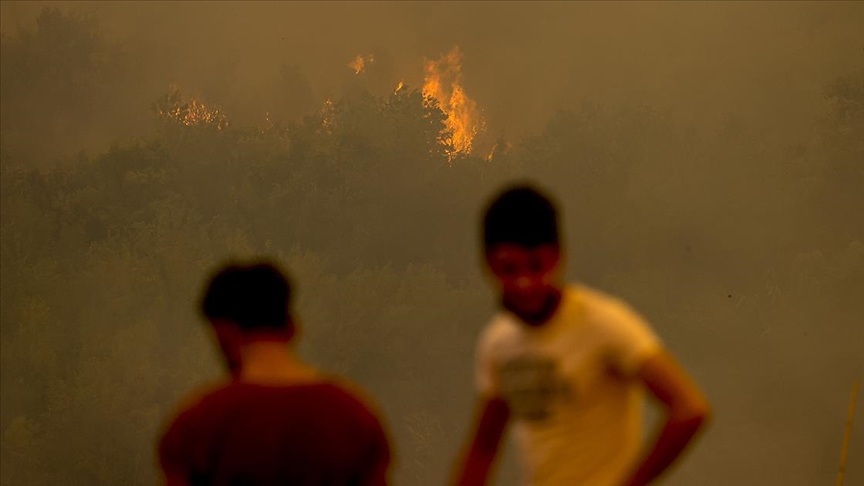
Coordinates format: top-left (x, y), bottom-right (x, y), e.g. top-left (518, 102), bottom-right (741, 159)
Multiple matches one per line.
top-left (499, 353), bottom-right (573, 422)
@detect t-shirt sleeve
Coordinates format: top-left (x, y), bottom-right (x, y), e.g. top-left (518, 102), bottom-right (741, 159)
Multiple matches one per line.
top-left (475, 324), bottom-right (501, 397)
top-left (604, 301), bottom-right (663, 378)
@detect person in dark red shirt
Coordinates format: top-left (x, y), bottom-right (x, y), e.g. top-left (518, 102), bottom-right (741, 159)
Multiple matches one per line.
top-left (157, 261), bottom-right (391, 485)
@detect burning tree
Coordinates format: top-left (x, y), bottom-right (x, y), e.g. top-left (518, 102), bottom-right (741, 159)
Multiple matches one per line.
top-left (151, 85), bottom-right (229, 130)
top-left (421, 46), bottom-right (485, 162)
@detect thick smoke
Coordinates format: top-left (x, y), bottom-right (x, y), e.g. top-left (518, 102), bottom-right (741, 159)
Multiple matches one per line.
top-left (1, 2), bottom-right (862, 486)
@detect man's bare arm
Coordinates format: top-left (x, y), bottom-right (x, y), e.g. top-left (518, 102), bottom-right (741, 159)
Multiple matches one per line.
top-left (451, 396), bottom-right (510, 486)
top-left (620, 350), bottom-right (712, 486)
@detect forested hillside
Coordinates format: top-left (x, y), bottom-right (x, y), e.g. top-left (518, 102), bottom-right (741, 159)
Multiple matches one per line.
top-left (1, 7), bottom-right (862, 486)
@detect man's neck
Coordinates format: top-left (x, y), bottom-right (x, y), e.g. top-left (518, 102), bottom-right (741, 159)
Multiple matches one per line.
top-left (505, 286), bottom-right (564, 327)
top-left (238, 341), bottom-right (320, 384)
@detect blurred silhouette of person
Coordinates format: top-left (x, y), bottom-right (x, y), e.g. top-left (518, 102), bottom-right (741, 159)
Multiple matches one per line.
top-left (158, 261), bottom-right (391, 485)
top-left (452, 183), bottom-right (711, 486)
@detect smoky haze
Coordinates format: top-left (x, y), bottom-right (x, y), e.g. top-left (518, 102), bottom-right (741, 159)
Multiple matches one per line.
top-left (2, 1), bottom-right (861, 163)
top-left (0, 1), bottom-right (862, 486)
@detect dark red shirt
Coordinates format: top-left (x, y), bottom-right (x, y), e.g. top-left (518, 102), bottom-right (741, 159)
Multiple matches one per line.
top-left (158, 381), bottom-right (390, 485)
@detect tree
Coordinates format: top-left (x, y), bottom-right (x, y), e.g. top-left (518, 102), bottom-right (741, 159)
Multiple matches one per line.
top-left (0, 8), bottom-right (141, 165)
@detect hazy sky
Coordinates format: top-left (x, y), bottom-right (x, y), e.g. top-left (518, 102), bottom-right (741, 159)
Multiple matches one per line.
top-left (1, 3), bottom-right (862, 485)
top-left (2, 1), bottom-right (862, 141)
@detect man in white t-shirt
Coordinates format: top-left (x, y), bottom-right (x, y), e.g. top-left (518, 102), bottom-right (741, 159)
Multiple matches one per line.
top-left (451, 183), bottom-right (712, 486)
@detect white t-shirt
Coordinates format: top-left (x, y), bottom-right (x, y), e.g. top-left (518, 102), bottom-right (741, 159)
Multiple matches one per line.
top-left (476, 284), bottom-right (662, 486)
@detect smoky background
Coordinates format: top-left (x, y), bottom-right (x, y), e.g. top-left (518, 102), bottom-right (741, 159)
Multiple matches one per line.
top-left (1, 2), bottom-right (862, 485)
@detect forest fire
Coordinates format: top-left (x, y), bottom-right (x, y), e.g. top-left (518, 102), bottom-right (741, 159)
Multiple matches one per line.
top-left (421, 46), bottom-right (484, 161)
top-left (349, 54), bottom-right (375, 74)
top-left (486, 140), bottom-right (513, 162)
top-left (2, 5), bottom-right (861, 486)
top-left (342, 47), bottom-right (484, 161)
top-left (320, 98), bottom-right (336, 134)
top-left (179, 99), bottom-right (228, 128)
top-left (155, 85), bottom-right (228, 130)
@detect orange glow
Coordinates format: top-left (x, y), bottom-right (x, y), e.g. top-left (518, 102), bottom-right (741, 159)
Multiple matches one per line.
top-left (156, 85), bottom-right (228, 130)
top-left (181, 99), bottom-right (227, 128)
top-left (320, 99), bottom-right (336, 133)
top-left (484, 139), bottom-right (512, 161)
top-left (349, 54), bottom-right (375, 74)
top-left (421, 46), bottom-right (484, 161)
top-left (484, 143), bottom-right (497, 162)
top-left (394, 81), bottom-right (405, 94)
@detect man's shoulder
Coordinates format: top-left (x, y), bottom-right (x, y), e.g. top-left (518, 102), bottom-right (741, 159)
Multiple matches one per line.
top-left (571, 283), bottom-right (642, 321)
top-left (158, 379), bottom-right (234, 457)
top-left (161, 378), bottom-right (384, 440)
top-left (318, 376), bottom-right (387, 423)
top-left (572, 283), bottom-right (663, 351)
top-left (163, 379), bottom-right (233, 427)
top-left (570, 282), bottom-right (620, 307)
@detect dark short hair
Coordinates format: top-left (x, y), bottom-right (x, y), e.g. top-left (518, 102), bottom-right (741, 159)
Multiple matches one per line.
top-left (201, 261), bottom-right (292, 331)
top-left (482, 183), bottom-right (560, 250)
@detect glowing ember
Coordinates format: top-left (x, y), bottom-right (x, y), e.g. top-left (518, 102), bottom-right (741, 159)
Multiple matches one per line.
top-left (421, 46), bottom-right (484, 161)
top-left (349, 54), bottom-right (375, 74)
top-left (484, 139), bottom-right (512, 162)
top-left (485, 143), bottom-right (497, 162)
top-left (181, 99), bottom-right (227, 128)
top-left (320, 99), bottom-right (336, 133)
top-left (155, 85), bottom-right (228, 130)
top-left (394, 81), bottom-right (405, 94)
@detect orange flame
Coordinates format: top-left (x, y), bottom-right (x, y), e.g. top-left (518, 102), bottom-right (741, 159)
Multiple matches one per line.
top-left (181, 99), bottom-right (228, 128)
top-left (349, 54), bottom-right (375, 74)
top-left (422, 46), bottom-right (484, 161)
top-left (484, 139), bottom-right (512, 161)
top-left (156, 85), bottom-right (228, 130)
top-left (484, 143), bottom-right (497, 162)
top-left (394, 81), bottom-right (405, 94)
